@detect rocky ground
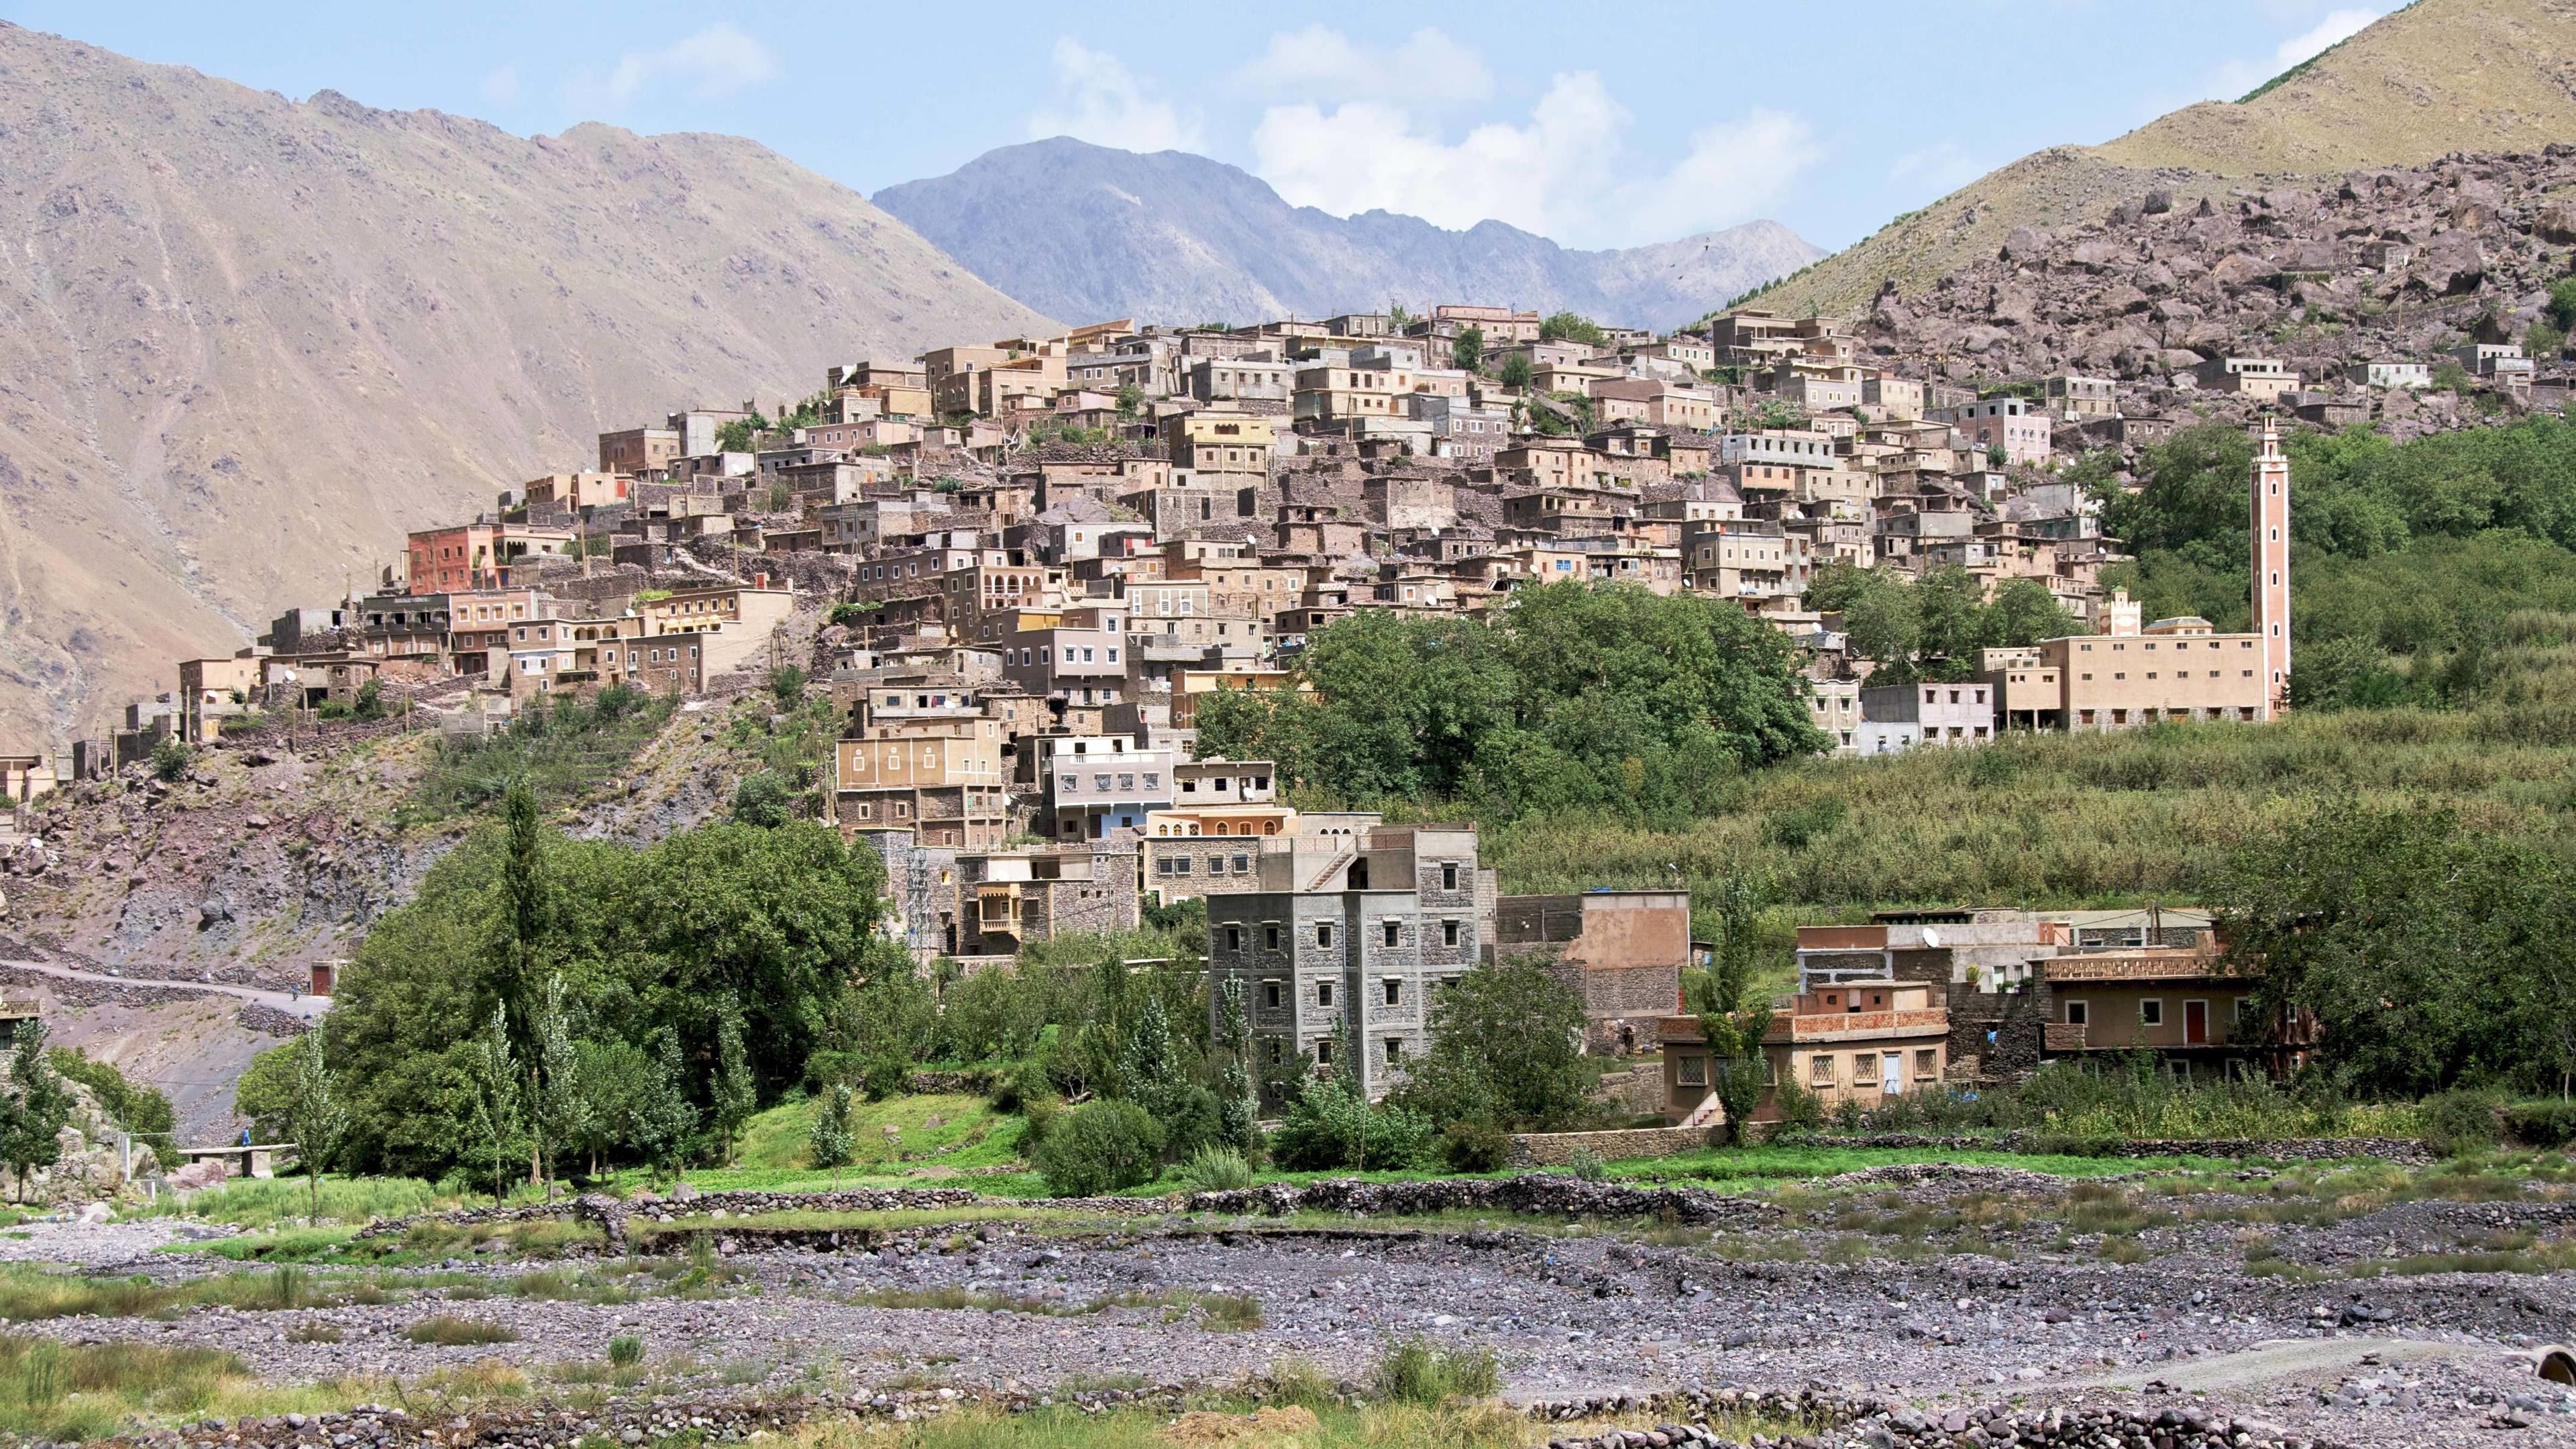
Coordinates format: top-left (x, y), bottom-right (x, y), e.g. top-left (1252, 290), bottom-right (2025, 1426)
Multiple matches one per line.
top-left (1862, 145), bottom-right (2576, 433)
top-left (2, 1169), bottom-right (2569, 1447)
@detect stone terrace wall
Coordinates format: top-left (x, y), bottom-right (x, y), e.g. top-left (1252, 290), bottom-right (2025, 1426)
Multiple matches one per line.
top-left (1508, 1125), bottom-right (1711, 1167)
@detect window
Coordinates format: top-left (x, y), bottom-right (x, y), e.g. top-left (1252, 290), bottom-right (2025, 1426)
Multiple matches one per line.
top-left (1264, 925), bottom-right (1281, 951)
top-left (1442, 920), bottom-right (1460, 947)
top-left (2139, 999), bottom-right (2164, 1027)
top-left (1232, 854), bottom-right (1250, 874)
top-left (1316, 980), bottom-right (1334, 1007)
top-left (1226, 926), bottom-right (1243, 952)
top-left (1157, 858), bottom-right (1175, 876)
top-left (1809, 1055), bottom-right (1837, 1086)
top-left (1385, 1038), bottom-right (1403, 1066)
top-left (1383, 978), bottom-right (1401, 1006)
top-left (1383, 921), bottom-right (1400, 948)
top-left (1174, 857), bottom-right (1193, 875)
top-left (1317, 922), bottom-right (1334, 949)
top-left (1313, 1038), bottom-right (1334, 1066)
top-left (1441, 863), bottom-right (1458, 892)
top-left (2065, 1000), bottom-right (2088, 1026)
top-left (1676, 1055), bottom-right (1707, 1087)
top-left (1915, 1049), bottom-right (1937, 1077)
top-left (1261, 979), bottom-right (1280, 1008)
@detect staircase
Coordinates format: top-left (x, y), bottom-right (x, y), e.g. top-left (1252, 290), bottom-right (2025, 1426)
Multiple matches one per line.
top-left (1680, 1091), bottom-right (1727, 1130)
top-left (1301, 848), bottom-right (1356, 893)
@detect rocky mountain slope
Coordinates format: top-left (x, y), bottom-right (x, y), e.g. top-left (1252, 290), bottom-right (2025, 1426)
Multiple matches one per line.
top-left (1862, 149), bottom-right (2567, 399)
top-left (873, 138), bottom-right (1821, 333)
top-left (1756, 0), bottom-right (2576, 319)
top-left (0, 22), bottom-right (1051, 749)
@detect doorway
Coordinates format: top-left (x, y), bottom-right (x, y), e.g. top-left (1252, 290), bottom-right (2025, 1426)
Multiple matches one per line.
top-left (2184, 1000), bottom-right (2208, 1045)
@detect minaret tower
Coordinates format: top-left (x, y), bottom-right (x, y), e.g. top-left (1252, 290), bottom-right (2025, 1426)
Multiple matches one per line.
top-left (2250, 416), bottom-right (2291, 718)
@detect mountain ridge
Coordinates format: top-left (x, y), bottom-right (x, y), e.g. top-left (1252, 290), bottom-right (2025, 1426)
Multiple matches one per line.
top-left (873, 137), bottom-right (1822, 331)
top-left (1752, 0), bottom-right (2576, 320)
top-left (0, 22), bottom-right (1052, 747)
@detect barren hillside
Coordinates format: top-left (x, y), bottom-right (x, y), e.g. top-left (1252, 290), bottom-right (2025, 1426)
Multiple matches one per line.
top-left (0, 23), bottom-right (1051, 748)
top-left (1755, 0), bottom-right (2576, 319)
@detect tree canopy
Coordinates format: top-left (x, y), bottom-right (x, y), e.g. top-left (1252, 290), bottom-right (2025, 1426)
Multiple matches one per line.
top-left (1195, 582), bottom-right (1828, 823)
top-left (1804, 564), bottom-right (2084, 684)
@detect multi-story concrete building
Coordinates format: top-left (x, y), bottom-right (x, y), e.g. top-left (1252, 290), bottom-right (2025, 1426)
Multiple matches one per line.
top-left (1929, 398), bottom-right (2052, 466)
top-left (949, 843), bottom-right (1140, 959)
top-left (2035, 618), bottom-right (2269, 730)
top-left (1807, 677), bottom-right (1860, 753)
top-left (1032, 732), bottom-right (1172, 839)
top-left (1494, 890), bottom-right (1691, 1054)
top-left (1206, 824), bottom-right (1491, 1102)
top-left (1857, 680), bottom-right (1995, 754)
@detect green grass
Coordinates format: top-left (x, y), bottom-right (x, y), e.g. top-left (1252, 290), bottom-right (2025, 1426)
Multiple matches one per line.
top-left (0, 1264), bottom-right (431, 1320)
top-left (131, 1176), bottom-right (453, 1229)
top-left (731, 1093), bottom-right (1023, 1175)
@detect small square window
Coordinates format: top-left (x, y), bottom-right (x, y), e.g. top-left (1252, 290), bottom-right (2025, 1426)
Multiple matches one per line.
top-left (2139, 999), bottom-right (2164, 1027)
top-left (2065, 1000), bottom-right (2088, 1026)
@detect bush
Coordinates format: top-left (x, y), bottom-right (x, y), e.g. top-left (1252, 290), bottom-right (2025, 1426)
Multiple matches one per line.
top-left (47, 1049), bottom-right (176, 1150)
top-left (2505, 1099), bottom-right (2576, 1148)
top-left (402, 1316), bottom-right (517, 1346)
top-left (1032, 1099), bottom-right (1165, 1197)
top-left (1178, 1144), bottom-right (1254, 1193)
top-left (150, 737), bottom-right (191, 783)
top-left (1770, 1081), bottom-right (1825, 1136)
top-left (731, 771), bottom-right (792, 827)
top-left (607, 1334), bottom-right (644, 1366)
top-left (1369, 1336), bottom-right (1500, 1405)
top-left (806, 1084), bottom-right (855, 1169)
top-left (1270, 1077), bottom-right (1436, 1171)
top-left (2417, 1088), bottom-right (2502, 1157)
top-left (1566, 1147), bottom-right (1607, 1182)
top-left (859, 1053), bottom-right (911, 1104)
top-left (1438, 1120), bottom-right (1509, 1174)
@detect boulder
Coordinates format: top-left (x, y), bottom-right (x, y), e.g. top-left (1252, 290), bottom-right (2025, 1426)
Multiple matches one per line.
top-left (2002, 225), bottom-right (2048, 262)
top-left (2412, 230), bottom-right (2487, 294)
top-left (2141, 189), bottom-right (2174, 215)
top-left (2536, 200), bottom-right (2576, 245)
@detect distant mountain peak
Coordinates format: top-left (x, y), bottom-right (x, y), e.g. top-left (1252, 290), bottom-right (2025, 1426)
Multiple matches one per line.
top-left (876, 136), bottom-right (1819, 331)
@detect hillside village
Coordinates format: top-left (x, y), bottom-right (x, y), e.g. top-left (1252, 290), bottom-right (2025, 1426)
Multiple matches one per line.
top-left (1, 144), bottom-right (2563, 1128)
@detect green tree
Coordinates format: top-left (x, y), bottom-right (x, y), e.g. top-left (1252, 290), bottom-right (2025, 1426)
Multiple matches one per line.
top-left (1115, 383), bottom-right (1144, 419)
top-left (710, 994), bottom-right (757, 1165)
top-left (1692, 877), bottom-right (1773, 1144)
top-left (1391, 958), bottom-right (1592, 1130)
top-left (569, 1038), bottom-right (647, 1178)
top-left (1032, 1098), bottom-right (1165, 1196)
top-left (467, 1002), bottom-right (522, 1203)
top-left (1450, 325), bottom-right (1485, 374)
top-left (151, 737), bottom-right (191, 784)
top-left (1210, 978), bottom-right (1259, 1157)
top-left (628, 1026), bottom-right (700, 1183)
top-left (1538, 311), bottom-right (1606, 347)
top-left (282, 1016), bottom-right (349, 1220)
top-left (768, 665), bottom-right (808, 707)
top-left (808, 1083), bottom-right (856, 1172)
top-left (731, 772), bottom-right (792, 826)
top-left (0, 1022), bottom-right (69, 1200)
top-left (2548, 275), bottom-right (2576, 332)
top-left (529, 975), bottom-right (588, 1189)
top-left (1496, 352), bottom-right (1534, 389)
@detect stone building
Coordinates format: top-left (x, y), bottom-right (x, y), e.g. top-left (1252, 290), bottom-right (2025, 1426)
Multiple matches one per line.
top-left (1493, 890), bottom-right (1690, 1054)
top-left (1205, 824), bottom-right (1493, 1102)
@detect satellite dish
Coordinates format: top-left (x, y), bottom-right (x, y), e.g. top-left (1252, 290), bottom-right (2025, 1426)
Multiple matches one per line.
top-left (1921, 927), bottom-right (1940, 949)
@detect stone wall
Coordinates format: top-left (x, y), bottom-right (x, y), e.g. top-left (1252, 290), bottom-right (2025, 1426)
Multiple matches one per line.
top-left (1507, 1124), bottom-right (1711, 1167)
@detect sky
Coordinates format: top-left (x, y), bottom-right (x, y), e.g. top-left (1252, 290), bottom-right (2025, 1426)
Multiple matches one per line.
top-left (3, 1), bottom-right (2402, 253)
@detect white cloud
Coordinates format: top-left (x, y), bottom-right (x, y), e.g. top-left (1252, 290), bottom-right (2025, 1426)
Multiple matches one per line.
top-left (2273, 7), bottom-right (2381, 66)
top-left (2204, 5), bottom-right (2388, 101)
top-left (481, 64), bottom-right (521, 107)
top-left (1888, 140), bottom-right (1985, 197)
top-left (1026, 38), bottom-right (1205, 153)
top-left (1250, 71), bottom-right (1818, 249)
top-left (1236, 26), bottom-right (1491, 105)
top-left (567, 23), bottom-right (776, 111)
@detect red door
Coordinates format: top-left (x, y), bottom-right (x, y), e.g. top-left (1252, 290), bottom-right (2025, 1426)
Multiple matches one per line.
top-left (2184, 1000), bottom-right (2208, 1045)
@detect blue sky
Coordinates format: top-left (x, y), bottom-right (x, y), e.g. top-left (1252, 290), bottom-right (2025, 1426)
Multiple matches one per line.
top-left (5, 1), bottom-right (2400, 252)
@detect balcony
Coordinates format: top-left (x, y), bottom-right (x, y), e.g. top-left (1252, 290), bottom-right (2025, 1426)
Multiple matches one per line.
top-left (2043, 951), bottom-right (2234, 983)
top-left (1773, 1008), bottom-right (1948, 1044)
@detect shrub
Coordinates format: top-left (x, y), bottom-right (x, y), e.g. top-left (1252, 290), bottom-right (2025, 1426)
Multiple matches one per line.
top-left (1178, 1144), bottom-right (1254, 1193)
top-left (1438, 1120), bottom-right (1510, 1174)
top-left (807, 1084), bottom-right (855, 1170)
top-left (1032, 1099), bottom-right (1165, 1197)
top-left (1566, 1147), bottom-right (1607, 1183)
top-left (607, 1334), bottom-right (644, 1366)
top-left (860, 1053), bottom-right (912, 1104)
top-left (730, 771), bottom-right (792, 827)
top-left (2417, 1088), bottom-right (2502, 1157)
top-left (402, 1316), bottom-right (517, 1346)
top-left (1271, 1077), bottom-right (1437, 1171)
top-left (150, 737), bottom-right (191, 783)
top-left (1770, 1081), bottom-right (1825, 1136)
top-left (2505, 1099), bottom-right (2576, 1148)
top-left (1370, 1336), bottom-right (1500, 1405)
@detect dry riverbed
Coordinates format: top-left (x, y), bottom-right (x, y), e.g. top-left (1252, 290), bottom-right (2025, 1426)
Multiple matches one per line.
top-left (3, 1167), bottom-right (2572, 1448)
